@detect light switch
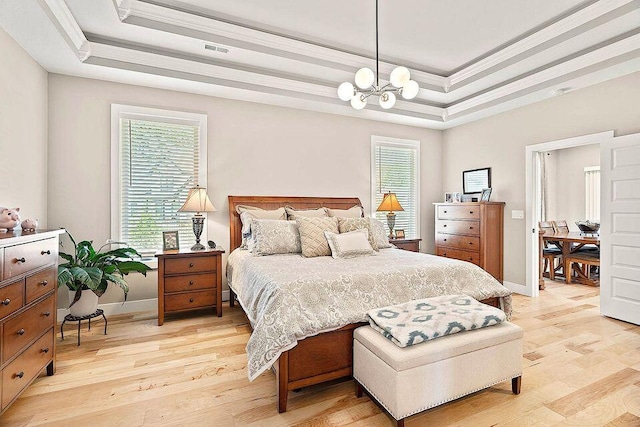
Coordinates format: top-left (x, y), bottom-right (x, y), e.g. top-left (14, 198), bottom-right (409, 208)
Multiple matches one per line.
top-left (511, 210), bottom-right (525, 219)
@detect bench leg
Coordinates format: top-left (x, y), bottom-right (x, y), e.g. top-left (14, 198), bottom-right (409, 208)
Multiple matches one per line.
top-left (512, 376), bottom-right (522, 395)
top-left (355, 381), bottom-right (363, 398)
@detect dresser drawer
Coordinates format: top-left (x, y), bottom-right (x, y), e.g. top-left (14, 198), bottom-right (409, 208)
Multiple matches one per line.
top-left (0, 279), bottom-right (25, 321)
top-left (3, 239), bottom-right (58, 280)
top-left (164, 273), bottom-right (217, 293)
top-left (437, 205), bottom-right (480, 220)
top-left (165, 291), bottom-right (216, 312)
top-left (164, 256), bottom-right (215, 275)
top-left (2, 328), bottom-right (53, 409)
top-left (436, 220), bottom-right (480, 236)
top-left (2, 295), bottom-right (55, 364)
top-left (436, 234), bottom-right (480, 250)
top-left (25, 267), bottom-right (56, 305)
top-left (437, 247), bottom-right (480, 265)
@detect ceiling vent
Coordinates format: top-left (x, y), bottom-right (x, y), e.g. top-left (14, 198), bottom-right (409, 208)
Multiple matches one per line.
top-left (204, 44), bottom-right (229, 54)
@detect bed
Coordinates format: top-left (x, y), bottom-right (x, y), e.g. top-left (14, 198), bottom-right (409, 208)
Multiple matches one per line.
top-left (227, 196), bottom-right (512, 413)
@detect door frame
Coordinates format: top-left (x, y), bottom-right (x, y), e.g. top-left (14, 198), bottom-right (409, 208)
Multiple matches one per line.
top-left (524, 131), bottom-right (613, 297)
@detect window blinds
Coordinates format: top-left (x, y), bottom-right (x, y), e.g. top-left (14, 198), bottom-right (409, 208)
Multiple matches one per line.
top-left (373, 143), bottom-right (419, 238)
top-left (120, 118), bottom-right (200, 254)
top-left (585, 166), bottom-right (600, 222)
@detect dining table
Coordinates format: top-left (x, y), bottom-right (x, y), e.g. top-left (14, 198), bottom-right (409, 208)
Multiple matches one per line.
top-left (541, 231), bottom-right (600, 286)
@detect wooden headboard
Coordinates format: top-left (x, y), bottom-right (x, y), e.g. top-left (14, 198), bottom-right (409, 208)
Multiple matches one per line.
top-left (228, 196), bottom-right (362, 251)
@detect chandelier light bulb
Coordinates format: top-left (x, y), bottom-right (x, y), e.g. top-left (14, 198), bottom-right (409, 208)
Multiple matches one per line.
top-left (390, 66), bottom-right (410, 88)
top-left (379, 92), bottom-right (396, 109)
top-left (401, 80), bottom-right (419, 100)
top-left (337, 82), bottom-right (355, 101)
top-left (350, 93), bottom-right (367, 110)
top-left (355, 67), bottom-right (375, 89)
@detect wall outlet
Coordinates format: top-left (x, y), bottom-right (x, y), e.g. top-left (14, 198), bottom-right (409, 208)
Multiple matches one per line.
top-left (511, 210), bottom-right (525, 219)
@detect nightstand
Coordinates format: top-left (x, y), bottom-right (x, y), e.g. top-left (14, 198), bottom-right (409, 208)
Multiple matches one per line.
top-left (389, 238), bottom-right (422, 252)
top-left (155, 248), bottom-right (224, 326)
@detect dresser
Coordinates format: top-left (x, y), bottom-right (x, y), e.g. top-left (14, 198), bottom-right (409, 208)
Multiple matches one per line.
top-left (389, 238), bottom-right (421, 252)
top-left (0, 229), bottom-right (63, 413)
top-left (156, 248), bottom-right (224, 326)
top-left (434, 202), bottom-right (504, 282)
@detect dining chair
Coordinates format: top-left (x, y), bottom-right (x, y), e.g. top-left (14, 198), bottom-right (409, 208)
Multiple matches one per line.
top-left (552, 220), bottom-right (570, 233)
top-left (539, 221), bottom-right (562, 280)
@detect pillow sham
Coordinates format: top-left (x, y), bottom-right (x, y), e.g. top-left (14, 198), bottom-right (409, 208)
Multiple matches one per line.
top-left (236, 205), bottom-right (286, 247)
top-left (326, 205), bottom-right (364, 218)
top-left (285, 206), bottom-right (328, 221)
top-left (250, 219), bottom-right (301, 256)
top-left (370, 218), bottom-right (393, 249)
top-left (324, 229), bottom-right (375, 259)
top-left (337, 217), bottom-right (378, 251)
top-left (296, 216), bottom-right (338, 257)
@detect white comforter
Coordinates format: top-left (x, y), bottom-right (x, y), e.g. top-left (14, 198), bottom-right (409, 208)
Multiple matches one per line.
top-left (226, 248), bottom-right (512, 381)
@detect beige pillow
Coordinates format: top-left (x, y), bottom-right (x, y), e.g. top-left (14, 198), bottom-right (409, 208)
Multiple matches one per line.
top-left (236, 205), bottom-right (286, 247)
top-left (285, 206), bottom-right (327, 221)
top-left (296, 216), bottom-right (338, 257)
top-left (327, 205), bottom-right (364, 218)
top-left (370, 218), bottom-right (393, 249)
top-left (324, 229), bottom-right (375, 259)
top-left (250, 220), bottom-right (301, 255)
top-left (337, 217), bottom-right (378, 251)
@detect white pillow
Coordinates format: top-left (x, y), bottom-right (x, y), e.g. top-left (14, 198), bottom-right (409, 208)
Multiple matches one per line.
top-left (324, 229), bottom-right (375, 259)
top-left (326, 205), bottom-right (364, 218)
top-left (370, 218), bottom-right (393, 249)
top-left (250, 220), bottom-right (301, 255)
top-left (236, 205), bottom-right (286, 247)
top-left (285, 206), bottom-right (328, 220)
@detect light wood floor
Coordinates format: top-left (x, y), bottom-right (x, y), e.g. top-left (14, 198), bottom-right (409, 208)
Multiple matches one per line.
top-left (2, 281), bottom-right (639, 426)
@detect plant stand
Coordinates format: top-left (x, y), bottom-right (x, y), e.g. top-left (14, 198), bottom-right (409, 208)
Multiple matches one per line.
top-left (60, 309), bottom-right (108, 346)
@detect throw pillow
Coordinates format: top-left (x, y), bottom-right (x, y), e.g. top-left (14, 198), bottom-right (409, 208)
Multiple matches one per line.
top-left (324, 229), bottom-right (375, 259)
top-left (296, 216), bottom-right (338, 257)
top-left (285, 206), bottom-right (328, 221)
top-left (370, 218), bottom-right (393, 249)
top-left (337, 217), bottom-right (378, 251)
top-left (250, 220), bottom-right (301, 255)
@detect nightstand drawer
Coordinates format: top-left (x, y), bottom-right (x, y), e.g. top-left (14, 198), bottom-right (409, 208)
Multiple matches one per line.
top-left (25, 267), bottom-right (56, 304)
top-left (165, 291), bottom-right (216, 312)
top-left (436, 220), bottom-right (480, 236)
top-left (0, 280), bottom-right (25, 321)
top-left (437, 205), bottom-right (480, 220)
top-left (3, 238), bottom-right (58, 280)
top-left (2, 295), bottom-right (55, 364)
top-left (436, 234), bottom-right (480, 250)
top-left (436, 247), bottom-right (480, 265)
top-left (164, 256), bottom-right (215, 275)
top-left (164, 273), bottom-right (217, 293)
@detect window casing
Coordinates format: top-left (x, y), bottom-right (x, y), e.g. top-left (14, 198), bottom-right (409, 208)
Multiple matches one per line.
top-left (111, 105), bottom-right (207, 256)
top-left (370, 136), bottom-right (420, 239)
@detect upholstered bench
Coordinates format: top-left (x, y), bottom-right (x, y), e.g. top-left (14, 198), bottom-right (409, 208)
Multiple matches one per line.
top-left (353, 322), bottom-right (523, 426)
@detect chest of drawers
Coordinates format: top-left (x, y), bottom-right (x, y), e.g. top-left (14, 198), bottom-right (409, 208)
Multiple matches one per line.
top-left (156, 248), bottom-right (224, 325)
top-left (0, 229), bottom-right (63, 413)
top-left (434, 202), bottom-right (504, 282)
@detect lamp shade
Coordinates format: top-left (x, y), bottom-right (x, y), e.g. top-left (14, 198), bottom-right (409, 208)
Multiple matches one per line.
top-left (178, 186), bottom-right (217, 213)
top-left (376, 192), bottom-right (404, 212)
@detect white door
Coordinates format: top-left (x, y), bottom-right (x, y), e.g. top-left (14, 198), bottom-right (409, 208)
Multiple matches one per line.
top-left (600, 133), bottom-right (640, 325)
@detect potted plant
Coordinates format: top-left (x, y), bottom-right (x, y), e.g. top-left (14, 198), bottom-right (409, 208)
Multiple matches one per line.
top-left (57, 232), bottom-right (151, 317)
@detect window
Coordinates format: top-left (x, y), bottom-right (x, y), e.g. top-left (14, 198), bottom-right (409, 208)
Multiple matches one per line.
top-left (371, 136), bottom-right (420, 238)
top-left (585, 166), bottom-right (600, 222)
top-left (111, 105), bottom-right (207, 255)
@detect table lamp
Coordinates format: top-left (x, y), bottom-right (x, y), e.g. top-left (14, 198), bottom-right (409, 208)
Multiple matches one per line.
top-left (178, 185), bottom-right (217, 250)
top-left (376, 192), bottom-right (404, 239)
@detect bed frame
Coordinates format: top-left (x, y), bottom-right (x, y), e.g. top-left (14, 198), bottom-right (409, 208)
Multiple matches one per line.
top-left (227, 195), bottom-right (500, 413)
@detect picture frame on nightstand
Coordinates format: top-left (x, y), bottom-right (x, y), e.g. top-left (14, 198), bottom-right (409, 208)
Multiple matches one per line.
top-left (162, 231), bottom-right (179, 250)
top-left (395, 229), bottom-right (405, 239)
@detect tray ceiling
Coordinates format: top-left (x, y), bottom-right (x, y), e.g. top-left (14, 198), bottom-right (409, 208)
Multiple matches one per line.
top-left (1, 0), bottom-right (639, 129)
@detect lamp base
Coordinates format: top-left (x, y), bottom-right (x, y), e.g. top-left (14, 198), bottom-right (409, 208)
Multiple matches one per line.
top-left (191, 242), bottom-right (206, 251)
top-left (191, 215), bottom-right (206, 251)
top-left (386, 211), bottom-right (396, 239)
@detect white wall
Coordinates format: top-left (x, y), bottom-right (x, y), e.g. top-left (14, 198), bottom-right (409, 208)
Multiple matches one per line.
top-left (0, 29), bottom-right (48, 226)
top-left (442, 71), bottom-right (640, 286)
top-left (48, 74), bottom-right (442, 306)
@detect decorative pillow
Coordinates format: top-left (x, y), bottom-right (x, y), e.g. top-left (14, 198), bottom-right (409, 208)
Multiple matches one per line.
top-left (250, 220), bottom-right (301, 255)
top-left (370, 218), bottom-right (393, 249)
top-left (324, 229), bottom-right (375, 259)
top-left (367, 295), bottom-right (506, 348)
top-left (236, 205), bottom-right (286, 247)
top-left (285, 206), bottom-right (328, 221)
top-left (296, 216), bottom-right (339, 258)
top-left (337, 217), bottom-right (378, 251)
top-left (326, 205), bottom-right (364, 218)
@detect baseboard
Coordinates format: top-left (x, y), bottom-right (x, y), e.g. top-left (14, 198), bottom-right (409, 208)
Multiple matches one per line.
top-left (57, 290), bottom-right (231, 318)
top-left (503, 280), bottom-right (531, 296)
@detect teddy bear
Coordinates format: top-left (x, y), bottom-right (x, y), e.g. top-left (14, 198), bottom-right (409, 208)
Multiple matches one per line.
top-left (0, 207), bottom-right (21, 231)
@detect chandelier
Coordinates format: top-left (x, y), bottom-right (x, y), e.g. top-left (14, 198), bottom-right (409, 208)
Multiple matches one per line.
top-left (337, 0), bottom-right (420, 110)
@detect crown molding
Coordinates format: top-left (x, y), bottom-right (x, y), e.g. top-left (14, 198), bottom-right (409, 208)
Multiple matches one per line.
top-left (37, 0), bottom-right (89, 61)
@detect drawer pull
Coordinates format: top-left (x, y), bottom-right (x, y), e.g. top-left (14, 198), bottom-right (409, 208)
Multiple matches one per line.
top-left (189, 281), bottom-right (194, 285)
top-left (14, 371), bottom-right (24, 379)
top-left (42, 348), bottom-right (50, 354)
top-left (443, 224), bottom-right (447, 227)
top-left (469, 257), bottom-right (473, 260)
top-left (469, 226), bottom-right (474, 230)
top-left (44, 311), bottom-right (51, 317)
top-left (40, 280), bottom-right (49, 286)
top-left (443, 210), bottom-right (447, 213)
top-left (189, 263), bottom-right (194, 268)
top-left (443, 238), bottom-right (447, 242)
top-left (443, 253), bottom-right (447, 256)
top-left (41, 250), bottom-right (51, 255)
top-left (16, 257), bottom-right (26, 263)
top-left (469, 242), bottom-right (473, 245)
top-left (470, 211), bottom-right (474, 214)
top-left (2, 298), bottom-right (10, 306)
top-left (17, 328), bottom-right (25, 335)
top-left (189, 298), bottom-right (194, 303)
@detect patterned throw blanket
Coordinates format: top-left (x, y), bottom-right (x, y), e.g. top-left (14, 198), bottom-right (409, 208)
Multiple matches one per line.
top-left (367, 294), bottom-right (507, 347)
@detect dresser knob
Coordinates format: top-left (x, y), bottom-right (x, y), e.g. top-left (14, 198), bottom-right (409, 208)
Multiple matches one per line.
top-left (469, 242), bottom-right (473, 245)
top-left (443, 239), bottom-right (447, 242)
top-left (15, 371), bottom-right (24, 379)
top-left (44, 311), bottom-right (51, 317)
top-left (444, 210), bottom-right (447, 213)
top-left (469, 257), bottom-right (473, 260)
top-left (443, 225), bottom-right (447, 227)
top-left (443, 253), bottom-right (447, 256)
top-left (189, 263), bottom-right (194, 268)
top-left (469, 226), bottom-right (474, 230)
top-left (2, 299), bottom-right (10, 306)
top-left (41, 250), bottom-right (51, 255)
top-left (470, 211), bottom-right (473, 214)
top-left (17, 328), bottom-right (25, 335)
top-left (189, 298), bottom-right (194, 303)
top-left (40, 280), bottom-right (48, 286)
top-left (42, 348), bottom-right (50, 354)
top-left (16, 257), bottom-right (26, 263)
top-left (189, 281), bottom-right (194, 285)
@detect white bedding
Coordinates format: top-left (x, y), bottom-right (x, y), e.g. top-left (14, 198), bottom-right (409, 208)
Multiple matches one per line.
top-left (226, 248), bottom-right (513, 381)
